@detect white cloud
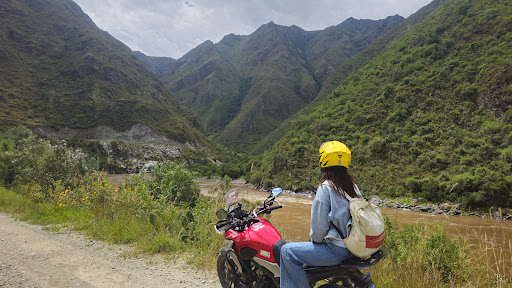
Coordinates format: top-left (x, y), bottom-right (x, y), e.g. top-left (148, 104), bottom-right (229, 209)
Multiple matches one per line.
top-left (74, 0), bottom-right (433, 59)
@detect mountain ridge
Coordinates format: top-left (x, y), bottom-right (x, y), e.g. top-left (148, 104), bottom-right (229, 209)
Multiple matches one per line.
top-left (157, 15), bottom-right (404, 150)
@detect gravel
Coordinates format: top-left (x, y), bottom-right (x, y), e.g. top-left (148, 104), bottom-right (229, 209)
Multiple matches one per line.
top-left (0, 213), bottom-right (221, 288)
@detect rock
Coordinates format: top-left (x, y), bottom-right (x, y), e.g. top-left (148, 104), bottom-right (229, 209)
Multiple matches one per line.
top-left (416, 205), bottom-right (431, 212)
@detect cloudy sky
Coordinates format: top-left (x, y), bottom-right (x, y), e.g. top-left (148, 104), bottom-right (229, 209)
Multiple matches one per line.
top-left (74, 0), bottom-right (433, 59)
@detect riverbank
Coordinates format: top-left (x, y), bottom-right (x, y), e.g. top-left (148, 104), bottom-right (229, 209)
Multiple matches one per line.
top-left (235, 180), bottom-right (512, 220)
top-left (371, 197), bottom-right (512, 220)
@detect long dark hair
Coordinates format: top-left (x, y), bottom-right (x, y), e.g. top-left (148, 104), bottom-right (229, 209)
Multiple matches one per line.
top-left (319, 166), bottom-right (358, 198)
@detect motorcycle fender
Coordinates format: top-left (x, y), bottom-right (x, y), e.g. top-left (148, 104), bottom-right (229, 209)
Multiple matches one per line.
top-left (253, 257), bottom-right (280, 278)
top-left (220, 247), bottom-right (243, 274)
top-left (224, 239), bottom-right (234, 249)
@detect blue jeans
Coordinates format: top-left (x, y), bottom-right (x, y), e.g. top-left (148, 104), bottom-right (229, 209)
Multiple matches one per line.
top-left (280, 241), bottom-right (353, 288)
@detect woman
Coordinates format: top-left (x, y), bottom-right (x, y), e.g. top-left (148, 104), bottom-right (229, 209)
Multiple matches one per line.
top-left (280, 141), bottom-right (363, 288)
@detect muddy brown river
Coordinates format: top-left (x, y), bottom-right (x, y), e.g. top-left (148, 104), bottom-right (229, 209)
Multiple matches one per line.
top-left (199, 180), bottom-right (512, 274)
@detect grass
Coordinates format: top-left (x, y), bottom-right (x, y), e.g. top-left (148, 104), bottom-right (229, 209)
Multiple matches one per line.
top-left (365, 216), bottom-right (512, 288)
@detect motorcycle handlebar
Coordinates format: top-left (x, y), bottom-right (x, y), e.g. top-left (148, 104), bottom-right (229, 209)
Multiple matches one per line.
top-left (225, 219), bottom-right (241, 231)
top-left (216, 201), bottom-right (284, 233)
top-left (253, 203), bottom-right (283, 217)
top-left (268, 205), bottom-right (283, 211)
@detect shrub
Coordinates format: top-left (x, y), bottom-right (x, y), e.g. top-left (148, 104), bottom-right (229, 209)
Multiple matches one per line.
top-left (0, 127), bottom-right (91, 200)
top-left (129, 162), bottom-right (200, 207)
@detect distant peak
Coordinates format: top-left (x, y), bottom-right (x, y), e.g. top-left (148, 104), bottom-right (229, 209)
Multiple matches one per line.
top-left (219, 33), bottom-right (244, 43)
top-left (254, 21), bottom-right (279, 33)
top-left (222, 33), bottom-right (240, 40)
top-left (387, 14), bottom-right (404, 20)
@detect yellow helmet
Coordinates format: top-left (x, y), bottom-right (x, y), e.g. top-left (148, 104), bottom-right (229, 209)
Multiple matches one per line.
top-left (319, 141), bottom-right (351, 168)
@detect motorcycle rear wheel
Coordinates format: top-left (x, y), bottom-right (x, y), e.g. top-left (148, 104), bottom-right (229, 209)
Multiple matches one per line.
top-left (317, 282), bottom-right (376, 288)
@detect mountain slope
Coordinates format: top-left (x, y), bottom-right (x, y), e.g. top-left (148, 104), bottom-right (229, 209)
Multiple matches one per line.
top-left (318, 0), bottom-right (448, 99)
top-left (249, 0), bottom-right (512, 209)
top-left (0, 0), bottom-right (205, 146)
top-left (160, 17), bottom-right (403, 151)
top-left (133, 51), bottom-right (175, 78)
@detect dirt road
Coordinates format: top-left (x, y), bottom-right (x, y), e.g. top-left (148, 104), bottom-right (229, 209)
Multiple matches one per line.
top-left (0, 213), bottom-right (221, 288)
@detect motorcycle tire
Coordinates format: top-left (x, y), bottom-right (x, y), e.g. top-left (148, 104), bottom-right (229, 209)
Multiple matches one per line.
top-left (217, 253), bottom-right (277, 288)
top-left (317, 284), bottom-right (345, 288)
top-left (217, 253), bottom-right (243, 288)
top-left (318, 282), bottom-right (375, 288)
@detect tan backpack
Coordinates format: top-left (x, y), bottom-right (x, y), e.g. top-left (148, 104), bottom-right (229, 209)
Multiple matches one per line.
top-left (336, 188), bottom-right (385, 259)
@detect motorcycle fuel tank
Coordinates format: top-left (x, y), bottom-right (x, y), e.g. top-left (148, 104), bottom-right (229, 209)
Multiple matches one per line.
top-left (228, 218), bottom-right (282, 263)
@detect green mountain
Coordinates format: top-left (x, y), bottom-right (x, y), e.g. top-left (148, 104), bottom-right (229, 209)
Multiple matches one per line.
top-left (0, 0), bottom-right (205, 147)
top-left (133, 51), bottom-right (175, 78)
top-left (160, 17), bottom-right (404, 151)
top-left (249, 0), bottom-right (512, 209)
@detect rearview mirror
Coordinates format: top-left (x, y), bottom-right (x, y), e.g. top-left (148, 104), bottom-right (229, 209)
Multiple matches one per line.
top-left (271, 187), bottom-right (283, 198)
top-left (216, 209), bottom-right (227, 219)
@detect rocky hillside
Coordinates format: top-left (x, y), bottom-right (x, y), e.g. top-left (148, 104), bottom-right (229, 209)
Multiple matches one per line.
top-left (0, 0), bottom-right (205, 147)
top-left (159, 16), bottom-right (404, 151)
top-left (249, 0), bottom-right (512, 209)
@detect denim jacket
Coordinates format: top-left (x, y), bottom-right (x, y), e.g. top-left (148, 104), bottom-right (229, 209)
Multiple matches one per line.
top-left (309, 182), bottom-right (362, 247)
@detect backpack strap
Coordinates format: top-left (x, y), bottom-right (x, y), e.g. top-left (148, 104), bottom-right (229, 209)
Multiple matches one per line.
top-left (333, 221), bottom-right (346, 239)
top-left (338, 189), bottom-right (353, 201)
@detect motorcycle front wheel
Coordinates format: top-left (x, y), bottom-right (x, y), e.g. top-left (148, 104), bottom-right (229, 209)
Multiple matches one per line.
top-left (217, 253), bottom-right (243, 288)
top-left (217, 253), bottom-right (277, 288)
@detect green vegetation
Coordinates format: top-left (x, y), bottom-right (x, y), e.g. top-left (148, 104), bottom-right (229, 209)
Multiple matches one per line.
top-left (248, 0), bottom-right (512, 209)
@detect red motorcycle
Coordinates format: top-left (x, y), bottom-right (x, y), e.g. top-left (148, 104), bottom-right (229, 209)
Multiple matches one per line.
top-left (214, 188), bottom-right (385, 288)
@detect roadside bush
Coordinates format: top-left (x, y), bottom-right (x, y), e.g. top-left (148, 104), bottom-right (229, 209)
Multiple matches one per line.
top-left (151, 162), bottom-right (199, 206)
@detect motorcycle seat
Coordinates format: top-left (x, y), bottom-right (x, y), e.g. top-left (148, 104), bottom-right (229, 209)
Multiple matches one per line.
top-left (305, 249), bottom-right (386, 270)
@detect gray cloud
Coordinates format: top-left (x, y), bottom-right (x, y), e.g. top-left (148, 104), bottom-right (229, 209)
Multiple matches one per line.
top-left (74, 0), bottom-right (433, 59)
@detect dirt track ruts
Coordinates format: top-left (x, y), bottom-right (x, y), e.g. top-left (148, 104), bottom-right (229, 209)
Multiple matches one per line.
top-left (0, 213), bottom-right (221, 288)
